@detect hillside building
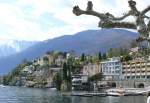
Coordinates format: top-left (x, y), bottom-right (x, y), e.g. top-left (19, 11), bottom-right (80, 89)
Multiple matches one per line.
top-left (82, 63), bottom-right (101, 77)
top-left (101, 57), bottom-right (123, 80)
top-left (122, 59), bottom-right (150, 80)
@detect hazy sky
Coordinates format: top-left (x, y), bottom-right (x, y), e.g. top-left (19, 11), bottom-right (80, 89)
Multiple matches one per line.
top-left (0, 0), bottom-right (150, 41)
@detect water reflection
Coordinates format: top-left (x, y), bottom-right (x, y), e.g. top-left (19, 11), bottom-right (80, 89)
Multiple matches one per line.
top-left (121, 96), bottom-right (147, 103)
top-left (70, 95), bottom-right (147, 103)
top-left (0, 86), bottom-right (147, 103)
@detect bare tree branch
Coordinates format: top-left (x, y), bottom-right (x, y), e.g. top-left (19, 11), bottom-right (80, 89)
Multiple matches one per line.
top-left (73, 0), bottom-right (150, 50)
top-left (141, 6), bottom-right (150, 15)
top-left (73, 0), bottom-right (150, 38)
top-left (73, 6), bottom-right (133, 22)
top-left (73, 6), bottom-right (110, 20)
top-left (99, 21), bottom-right (136, 29)
top-left (110, 12), bottom-right (131, 21)
top-left (73, 5), bottom-right (136, 29)
top-left (128, 0), bottom-right (139, 15)
top-left (147, 20), bottom-right (150, 31)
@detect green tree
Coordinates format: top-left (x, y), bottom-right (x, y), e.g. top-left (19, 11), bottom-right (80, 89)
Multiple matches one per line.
top-left (62, 62), bottom-right (68, 80)
top-left (107, 48), bottom-right (129, 58)
top-left (81, 53), bottom-right (85, 61)
top-left (121, 55), bottom-right (132, 62)
top-left (91, 55), bottom-right (99, 63)
top-left (88, 73), bottom-right (103, 81)
top-left (67, 65), bottom-right (72, 89)
top-left (53, 73), bottom-right (62, 90)
top-left (107, 48), bottom-right (114, 58)
top-left (3, 76), bottom-right (9, 85)
top-left (66, 59), bottom-right (73, 84)
top-left (43, 56), bottom-right (49, 61)
top-left (62, 61), bottom-right (72, 91)
top-left (98, 52), bottom-right (102, 61)
top-left (102, 53), bottom-right (107, 60)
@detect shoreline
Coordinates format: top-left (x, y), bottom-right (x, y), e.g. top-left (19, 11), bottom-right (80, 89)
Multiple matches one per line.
top-left (1, 85), bottom-right (148, 97)
top-left (61, 87), bottom-right (149, 97)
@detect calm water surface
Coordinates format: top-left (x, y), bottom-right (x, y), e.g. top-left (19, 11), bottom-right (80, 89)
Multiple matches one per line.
top-left (0, 86), bottom-right (147, 103)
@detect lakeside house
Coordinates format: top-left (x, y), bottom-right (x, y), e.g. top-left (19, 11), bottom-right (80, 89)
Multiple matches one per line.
top-left (73, 57), bottom-right (123, 90)
top-left (71, 74), bottom-right (89, 90)
top-left (122, 59), bottom-right (150, 80)
top-left (81, 56), bottom-right (150, 82)
top-left (82, 63), bottom-right (101, 77)
top-left (100, 57), bottom-right (123, 80)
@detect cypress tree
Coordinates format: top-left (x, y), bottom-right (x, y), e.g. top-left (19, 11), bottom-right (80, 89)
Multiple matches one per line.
top-left (81, 53), bottom-right (85, 61)
top-left (102, 53), bottom-right (107, 60)
top-left (63, 62), bottom-right (68, 80)
top-left (98, 52), bottom-right (102, 61)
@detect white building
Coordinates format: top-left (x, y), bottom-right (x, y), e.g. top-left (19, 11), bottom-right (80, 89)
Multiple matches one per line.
top-left (72, 74), bottom-right (88, 90)
top-left (101, 57), bottom-right (122, 80)
top-left (22, 65), bottom-right (34, 74)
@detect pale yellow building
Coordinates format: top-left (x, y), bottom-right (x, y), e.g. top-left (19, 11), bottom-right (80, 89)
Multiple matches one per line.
top-left (122, 60), bottom-right (150, 79)
top-left (37, 54), bottom-right (55, 66)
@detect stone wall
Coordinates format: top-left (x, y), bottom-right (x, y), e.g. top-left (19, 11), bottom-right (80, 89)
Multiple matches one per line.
top-left (103, 80), bottom-right (150, 88)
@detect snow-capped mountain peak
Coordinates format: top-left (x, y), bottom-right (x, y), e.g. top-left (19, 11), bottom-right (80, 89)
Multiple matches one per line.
top-left (0, 38), bottom-right (38, 58)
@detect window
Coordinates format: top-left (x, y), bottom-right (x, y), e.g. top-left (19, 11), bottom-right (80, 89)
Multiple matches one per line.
top-left (147, 75), bottom-right (150, 79)
top-left (127, 76), bottom-right (130, 79)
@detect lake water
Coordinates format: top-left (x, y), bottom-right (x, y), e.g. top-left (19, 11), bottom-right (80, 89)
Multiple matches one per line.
top-left (0, 86), bottom-right (147, 103)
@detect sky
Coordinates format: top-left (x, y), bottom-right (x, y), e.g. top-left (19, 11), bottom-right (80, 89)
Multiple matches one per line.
top-left (0, 0), bottom-right (150, 41)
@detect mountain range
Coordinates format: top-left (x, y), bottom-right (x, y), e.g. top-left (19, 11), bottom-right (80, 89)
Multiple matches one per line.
top-left (0, 39), bottom-right (38, 58)
top-left (0, 29), bottom-right (139, 75)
